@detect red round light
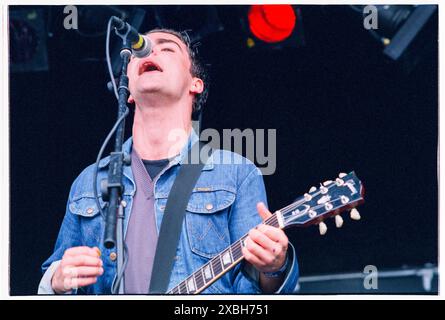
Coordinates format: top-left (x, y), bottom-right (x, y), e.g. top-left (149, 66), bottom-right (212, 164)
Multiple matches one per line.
top-left (248, 5), bottom-right (296, 43)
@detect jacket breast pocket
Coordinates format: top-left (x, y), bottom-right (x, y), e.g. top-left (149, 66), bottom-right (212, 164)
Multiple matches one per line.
top-left (69, 195), bottom-right (104, 245)
top-left (185, 188), bottom-right (236, 259)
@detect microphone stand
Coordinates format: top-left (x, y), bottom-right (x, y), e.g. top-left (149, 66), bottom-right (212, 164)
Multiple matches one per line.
top-left (102, 34), bottom-right (132, 294)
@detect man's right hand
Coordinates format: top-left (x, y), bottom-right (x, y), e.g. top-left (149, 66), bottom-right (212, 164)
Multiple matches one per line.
top-left (51, 246), bottom-right (103, 294)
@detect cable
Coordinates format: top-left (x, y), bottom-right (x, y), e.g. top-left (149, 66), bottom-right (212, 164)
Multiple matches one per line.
top-left (111, 242), bottom-right (129, 294)
top-left (106, 17), bottom-right (119, 100)
top-left (93, 106), bottom-right (129, 220)
top-left (94, 16), bottom-right (129, 219)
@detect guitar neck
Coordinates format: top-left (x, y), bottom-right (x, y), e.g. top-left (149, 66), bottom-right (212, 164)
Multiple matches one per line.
top-left (167, 213), bottom-right (282, 294)
top-left (167, 171), bottom-right (365, 294)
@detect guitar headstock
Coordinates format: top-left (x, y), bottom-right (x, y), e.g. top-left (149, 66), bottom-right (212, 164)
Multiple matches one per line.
top-left (280, 171), bottom-right (364, 235)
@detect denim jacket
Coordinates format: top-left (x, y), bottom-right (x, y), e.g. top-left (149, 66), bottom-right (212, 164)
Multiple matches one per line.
top-left (40, 130), bottom-right (299, 294)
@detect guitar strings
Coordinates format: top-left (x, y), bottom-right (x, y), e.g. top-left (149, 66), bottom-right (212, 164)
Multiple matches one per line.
top-left (263, 180), bottom-right (344, 226)
top-left (281, 197), bottom-right (346, 223)
top-left (277, 180), bottom-right (340, 214)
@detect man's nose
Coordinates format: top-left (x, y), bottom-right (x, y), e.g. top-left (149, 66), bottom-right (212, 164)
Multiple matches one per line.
top-left (151, 45), bottom-right (160, 56)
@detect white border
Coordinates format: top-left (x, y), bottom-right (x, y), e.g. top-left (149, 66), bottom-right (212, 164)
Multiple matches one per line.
top-left (1, 3), bottom-right (10, 299)
top-left (0, 0), bottom-right (442, 300)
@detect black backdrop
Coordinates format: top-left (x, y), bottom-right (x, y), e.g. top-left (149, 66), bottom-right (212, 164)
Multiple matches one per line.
top-left (10, 5), bottom-right (438, 295)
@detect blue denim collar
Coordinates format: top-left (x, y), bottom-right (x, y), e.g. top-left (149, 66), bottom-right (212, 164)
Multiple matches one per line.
top-left (98, 129), bottom-right (214, 171)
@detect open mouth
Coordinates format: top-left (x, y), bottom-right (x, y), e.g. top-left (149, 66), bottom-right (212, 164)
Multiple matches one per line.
top-left (139, 61), bottom-right (163, 75)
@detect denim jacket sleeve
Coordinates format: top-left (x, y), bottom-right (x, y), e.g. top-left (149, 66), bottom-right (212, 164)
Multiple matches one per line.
top-left (228, 165), bottom-right (299, 294)
top-left (39, 172), bottom-right (85, 294)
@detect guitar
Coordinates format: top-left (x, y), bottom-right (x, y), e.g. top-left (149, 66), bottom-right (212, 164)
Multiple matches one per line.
top-left (167, 171), bottom-right (365, 294)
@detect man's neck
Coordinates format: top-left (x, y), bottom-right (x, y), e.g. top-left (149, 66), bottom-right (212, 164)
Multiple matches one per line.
top-left (132, 101), bottom-right (192, 160)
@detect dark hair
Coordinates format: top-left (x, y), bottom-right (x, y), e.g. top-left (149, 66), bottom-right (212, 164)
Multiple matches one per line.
top-left (146, 28), bottom-right (209, 114)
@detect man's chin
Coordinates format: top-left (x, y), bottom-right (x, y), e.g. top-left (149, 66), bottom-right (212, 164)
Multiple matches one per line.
top-left (134, 86), bottom-right (162, 95)
top-left (131, 88), bottom-right (165, 104)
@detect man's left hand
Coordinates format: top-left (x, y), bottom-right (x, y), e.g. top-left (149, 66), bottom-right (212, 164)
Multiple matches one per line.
top-left (242, 202), bottom-right (288, 273)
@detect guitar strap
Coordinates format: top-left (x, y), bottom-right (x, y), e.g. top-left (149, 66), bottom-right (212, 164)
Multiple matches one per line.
top-left (149, 141), bottom-right (212, 294)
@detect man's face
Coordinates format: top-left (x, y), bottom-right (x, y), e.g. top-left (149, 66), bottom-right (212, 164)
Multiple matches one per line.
top-left (127, 31), bottom-right (201, 105)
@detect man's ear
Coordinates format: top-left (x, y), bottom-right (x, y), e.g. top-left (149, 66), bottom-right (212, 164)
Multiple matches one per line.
top-left (128, 95), bottom-right (135, 104)
top-left (190, 78), bottom-right (204, 95)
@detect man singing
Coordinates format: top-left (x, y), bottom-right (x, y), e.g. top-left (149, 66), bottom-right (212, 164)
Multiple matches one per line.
top-left (39, 29), bottom-right (299, 294)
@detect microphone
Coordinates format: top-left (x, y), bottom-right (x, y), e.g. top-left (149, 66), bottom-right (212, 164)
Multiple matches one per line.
top-left (112, 16), bottom-right (152, 58)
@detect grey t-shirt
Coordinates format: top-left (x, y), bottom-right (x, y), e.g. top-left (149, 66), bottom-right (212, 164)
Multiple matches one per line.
top-left (123, 150), bottom-right (169, 294)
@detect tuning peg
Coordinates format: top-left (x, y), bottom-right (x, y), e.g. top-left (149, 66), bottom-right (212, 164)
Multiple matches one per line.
top-left (350, 208), bottom-right (361, 221)
top-left (323, 180), bottom-right (333, 186)
top-left (309, 186), bottom-right (317, 193)
top-left (335, 215), bottom-right (344, 228)
top-left (339, 172), bottom-right (347, 178)
top-left (318, 222), bottom-right (327, 235)
top-left (320, 186), bottom-right (328, 194)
